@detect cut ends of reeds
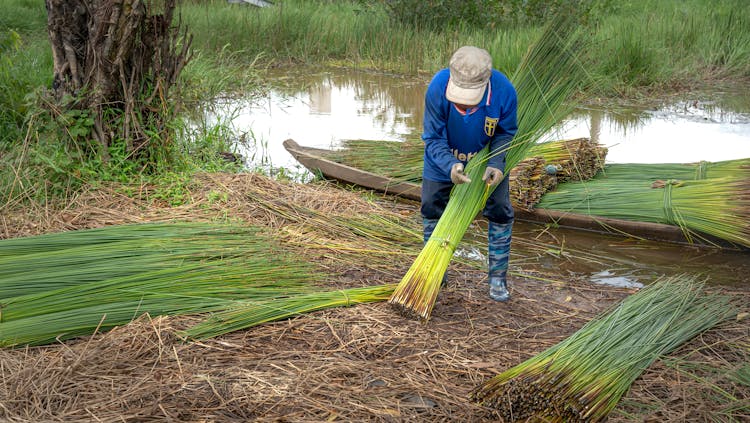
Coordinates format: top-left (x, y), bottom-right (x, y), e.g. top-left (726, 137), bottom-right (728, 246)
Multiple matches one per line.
top-left (388, 269), bottom-right (445, 322)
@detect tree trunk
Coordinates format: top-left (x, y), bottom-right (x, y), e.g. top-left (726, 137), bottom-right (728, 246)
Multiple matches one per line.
top-left (45, 0), bottom-right (191, 164)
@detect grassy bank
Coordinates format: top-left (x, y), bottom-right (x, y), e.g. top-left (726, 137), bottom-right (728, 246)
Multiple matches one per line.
top-left (1, 0), bottom-right (749, 206)
top-left (180, 0), bottom-right (750, 91)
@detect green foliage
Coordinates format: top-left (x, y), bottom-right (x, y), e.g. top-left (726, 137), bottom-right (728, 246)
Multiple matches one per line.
top-left (377, 0), bottom-right (615, 30)
top-left (3, 0), bottom-right (750, 207)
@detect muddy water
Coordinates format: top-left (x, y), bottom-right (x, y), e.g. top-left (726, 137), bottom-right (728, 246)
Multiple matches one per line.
top-left (205, 67), bottom-right (750, 286)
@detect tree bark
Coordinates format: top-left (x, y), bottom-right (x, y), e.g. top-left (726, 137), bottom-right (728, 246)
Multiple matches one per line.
top-left (45, 0), bottom-right (191, 164)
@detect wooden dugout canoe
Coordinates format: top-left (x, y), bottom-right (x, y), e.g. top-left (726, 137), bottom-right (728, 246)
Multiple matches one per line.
top-left (283, 139), bottom-right (740, 249)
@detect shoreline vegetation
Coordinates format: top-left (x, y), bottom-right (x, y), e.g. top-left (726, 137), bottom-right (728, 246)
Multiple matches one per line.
top-left (2, 0), bottom-right (750, 205)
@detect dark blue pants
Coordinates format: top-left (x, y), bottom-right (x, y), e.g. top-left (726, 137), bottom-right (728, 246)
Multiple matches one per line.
top-left (421, 176), bottom-right (514, 224)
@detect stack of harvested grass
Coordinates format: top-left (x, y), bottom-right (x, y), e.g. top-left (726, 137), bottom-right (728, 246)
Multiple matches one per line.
top-left (0, 223), bottom-right (318, 346)
top-left (530, 137), bottom-right (608, 182)
top-left (600, 158), bottom-right (749, 181)
top-left (537, 160), bottom-right (750, 248)
top-left (471, 274), bottom-right (736, 422)
top-left (508, 156), bottom-right (558, 211)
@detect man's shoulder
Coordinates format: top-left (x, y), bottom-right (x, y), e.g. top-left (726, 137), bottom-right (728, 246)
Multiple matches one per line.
top-left (490, 69), bottom-right (514, 87)
top-left (429, 68), bottom-right (451, 86)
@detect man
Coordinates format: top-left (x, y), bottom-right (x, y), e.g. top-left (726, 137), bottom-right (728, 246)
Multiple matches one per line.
top-left (421, 45), bottom-right (518, 302)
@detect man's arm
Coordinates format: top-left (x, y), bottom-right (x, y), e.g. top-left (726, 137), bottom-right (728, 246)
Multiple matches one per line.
top-left (423, 79), bottom-right (460, 175)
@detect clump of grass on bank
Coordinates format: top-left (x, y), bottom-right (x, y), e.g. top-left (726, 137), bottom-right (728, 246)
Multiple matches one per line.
top-left (592, 0), bottom-right (750, 93)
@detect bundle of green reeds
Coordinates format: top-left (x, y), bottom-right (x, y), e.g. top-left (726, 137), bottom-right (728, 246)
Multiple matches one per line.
top-left (599, 158), bottom-right (749, 181)
top-left (471, 274), bottom-right (735, 422)
top-left (530, 137), bottom-right (608, 182)
top-left (389, 14), bottom-right (592, 320)
top-left (537, 171), bottom-right (750, 247)
top-left (508, 156), bottom-right (558, 211)
top-left (0, 223), bottom-right (271, 298)
top-left (181, 284), bottom-right (397, 340)
top-left (0, 223), bottom-right (318, 346)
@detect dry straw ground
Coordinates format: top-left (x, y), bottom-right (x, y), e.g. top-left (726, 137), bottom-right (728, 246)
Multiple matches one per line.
top-left (0, 173), bottom-right (747, 422)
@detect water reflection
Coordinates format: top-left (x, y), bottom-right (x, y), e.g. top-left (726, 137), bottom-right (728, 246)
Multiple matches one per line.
top-left (208, 68), bottom-right (750, 177)
top-left (204, 68), bottom-right (426, 177)
top-left (543, 101), bottom-right (750, 163)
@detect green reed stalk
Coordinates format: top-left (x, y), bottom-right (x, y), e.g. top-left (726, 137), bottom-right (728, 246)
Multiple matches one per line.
top-left (471, 274), bottom-right (736, 422)
top-left (389, 14), bottom-right (591, 320)
top-left (181, 284), bottom-right (397, 340)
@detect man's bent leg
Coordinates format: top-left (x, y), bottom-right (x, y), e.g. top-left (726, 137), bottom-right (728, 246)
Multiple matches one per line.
top-left (483, 175), bottom-right (514, 302)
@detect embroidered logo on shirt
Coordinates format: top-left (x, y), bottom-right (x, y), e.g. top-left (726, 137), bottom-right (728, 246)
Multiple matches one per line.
top-left (484, 117), bottom-right (499, 137)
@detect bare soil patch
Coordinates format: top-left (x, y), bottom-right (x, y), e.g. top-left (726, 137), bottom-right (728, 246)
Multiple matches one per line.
top-left (0, 173), bottom-right (747, 422)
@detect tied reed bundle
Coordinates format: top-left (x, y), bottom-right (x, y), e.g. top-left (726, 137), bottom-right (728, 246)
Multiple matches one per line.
top-left (537, 169), bottom-right (750, 247)
top-left (0, 223), bottom-right (319, 347)
top-left (388, 147), bottom-right (494, 320)
top-left (389, 14), bottom-right (592, 320)
top-left (599, 158), bottom-right (749, 181)
top-left (471, 274), bottom-right (736, 422)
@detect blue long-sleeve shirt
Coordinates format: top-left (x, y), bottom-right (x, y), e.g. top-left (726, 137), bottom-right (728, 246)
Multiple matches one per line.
top-left (422, 68), bottom-right (518, 183)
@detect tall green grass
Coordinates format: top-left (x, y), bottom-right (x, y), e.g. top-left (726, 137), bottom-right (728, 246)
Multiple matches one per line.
top-left (2, 0), bottom-right (749, 206)
top-left (179, 0), bottom-right (537, 75)
top-left (592, 0), bottom-right (750, 92)
top-left (180, 0), bottom-right (750, 88)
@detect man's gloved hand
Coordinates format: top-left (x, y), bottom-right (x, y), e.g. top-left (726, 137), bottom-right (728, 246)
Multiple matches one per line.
top-left (482, 166), bottom-right (504, 187)
top-left (450, 163), bottom-right (471, 184)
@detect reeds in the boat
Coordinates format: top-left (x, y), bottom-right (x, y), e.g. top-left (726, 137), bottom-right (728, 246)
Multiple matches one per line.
top-left (537, 167), bottom-right (750, 247)
top-left (508, 156), bottom-right (558, 211)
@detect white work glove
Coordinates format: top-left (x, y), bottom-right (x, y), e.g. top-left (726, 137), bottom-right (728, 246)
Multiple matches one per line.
top-left (450, 163), bottom-right (471, 184)
top-left (482, 166), bottom-right (504, 187)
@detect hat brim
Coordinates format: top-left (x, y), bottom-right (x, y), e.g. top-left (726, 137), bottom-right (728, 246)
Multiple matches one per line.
top-left (446, 78), bottom-right (486, 106)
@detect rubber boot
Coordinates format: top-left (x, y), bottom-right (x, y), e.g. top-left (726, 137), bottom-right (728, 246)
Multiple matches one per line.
top-left (488, 221), bottom-right (513, 302)
top-left (423, 218), bottom-right (448, 287)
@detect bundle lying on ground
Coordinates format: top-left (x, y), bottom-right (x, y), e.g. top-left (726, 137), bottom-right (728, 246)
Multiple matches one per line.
top-left (471, 274), bottom-right (736, 422)
top-left (0, 222), bottom-right (273, 298)
top-left (0, 223), bottom-right (318, 346)
top-left (181, 284), bottom-right (397, 340)
top-left (389, 13), bottom-right (592, 320)
top-left (529, 137), bottom-right (608, 182)
top-left (536, 165), bottom-right (750, 247)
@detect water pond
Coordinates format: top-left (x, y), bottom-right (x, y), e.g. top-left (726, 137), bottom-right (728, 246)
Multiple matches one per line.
top-left (201, 67), bottom-right (750, 286)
